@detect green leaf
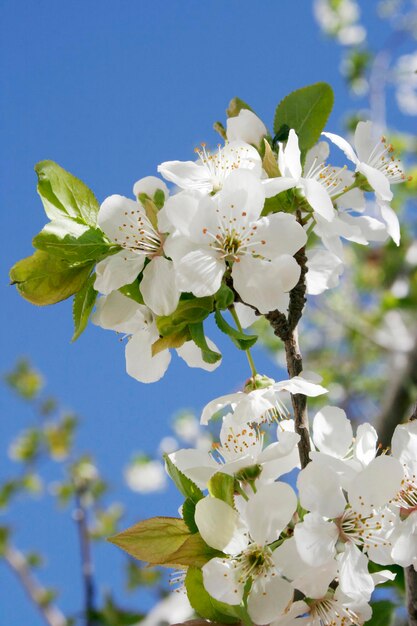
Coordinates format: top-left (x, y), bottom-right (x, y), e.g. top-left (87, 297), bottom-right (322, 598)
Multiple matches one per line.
top-left (10, 250), bottom-right (94, 306)
top-left (214, 310), bottom-right (258, 350)
top-left (109, 517), bottom-right (220, 568)
top-left (208, 472), bottom-right (235, 508)
top-left (189, 321), bottom-right (222, 364)
top-left (164, 454), bottom-right (204, 503)
top-left (365, 600), bottom-right (396, 626)
top-left (33, 217), bottom-right (114, 263)
top-left (119, 279), bottom-right (144, 304)
top-left (35, 160), bottom-right (99, 226)
top-left (185, 567), bottom-right (241, 623)
top-left (156, 296), bottom-right (214, 336)
top-left (273, 83), bottom-right (334, 154)
top-left (182, 498), bottom-right (199, 534)
top-left (72, 274), bottom-right (97, 341)
top-left (215, 283), bottom-right (235, 310)
top-left (226, 97), bottom-right (254, 118)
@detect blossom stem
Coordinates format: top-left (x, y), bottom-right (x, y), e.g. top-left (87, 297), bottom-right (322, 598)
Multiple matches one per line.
top-left (229, 306), bottom-right (258, 379)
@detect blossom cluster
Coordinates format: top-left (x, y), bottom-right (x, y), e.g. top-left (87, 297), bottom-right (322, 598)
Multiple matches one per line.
top-left (167, 378), bottom-right (417, 626)
top-left (91, 109), bottom-right (407, 383)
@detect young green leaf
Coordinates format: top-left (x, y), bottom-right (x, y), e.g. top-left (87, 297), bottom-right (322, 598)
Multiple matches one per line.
top-left (10, 250), bottom-right (94, 306)
top-left (185, 567), bottom-right (241, 624)
top-left (214, 283), bottom-right (235, 310)
top-left (214, 310), bottom-right (258, 350)
top-left (151, 329), bottom-right (190, 356)
top-left (33, 217), bottom-right (114, 263)
top-left (262, 140), bottom-right (280, 178)
top-left (164, 454), bottom-right (204, 503)
top-left (189, 321), bottom-right (222, 364)
top-left (109, 517), bottom-right (220, 568)
top-left (207, 472), bottom-right (235, 508)
top-left (273, 83), bottom-right (334, 154)
top-left (156, 296), bottom-right (214, 336)
top-left (119, 279), bottom-right (144, 304)
top-left (35, 160), bottom-right (99, 226)
top-left (182, 498), bottom-right (199, 534)
top-left (72, 274), bottom-right (98, 342)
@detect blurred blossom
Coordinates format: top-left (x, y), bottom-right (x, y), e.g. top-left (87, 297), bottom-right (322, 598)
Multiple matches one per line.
top-left (327, 382), bottom-right (348, 404)
top-left (406, 240), bottom-right (417, 265)
top-left (172, 411), bottom-right (201, 444)
top-left (390, 276), bottom-right (410, 298)
top-left (375, 310), bottom-right (414, 352)
top-left (124, 457), bottom-right (167, 494)
top-left (314, 0), bottom-right (366, 45)
top-left (139, 591), bottom-right (193, 626)
top-left (158, 436), bottom-right (179, 455)
top-left (395, 52), bottom-right (417, 115)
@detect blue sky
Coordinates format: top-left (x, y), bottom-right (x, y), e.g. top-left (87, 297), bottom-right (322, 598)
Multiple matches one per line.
top-left (0, 1), bottom-right (411, 624)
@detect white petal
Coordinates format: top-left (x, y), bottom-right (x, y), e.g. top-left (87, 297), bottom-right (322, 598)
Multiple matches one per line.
top-left (125, 327), bottom-right (171, 383)
top-left (312, 406), bottom-right (353, 458)
top-left (354, 121), bottom-right (375, 163)
top-left (248, 575), bottom-right (293, 624)
top-left (133, 176), bottom-right (169, 201)
top-left (306, 249), bottom-right (344, 295)
top-left (92, 291), bottom-right (148, 334)
top-left (226, 109), bottom-right (268, 145)
top-left (94, 250), bottom-right (145, 295)
top-left (294, 512), bottom-right (338, 567)
top-left (233, 302), bottom-right (258, 328)
top-left (163, 192), bottom-right (202, 237)
top-left (232, 256), bottom-right (298, 314)
top-left (392, 420), bottom-right (417, 477)
top-left (245, 482), bottom-right (297, 544)
top-left (348, 455), bottom-right (404, 514)
top-left (391, 512), bottom-right (417, 567)
top-left (275, 375), bottom-right (328, 397)
top-left (297, 461), bottom-right (346, 518)
top-left (338, 543), bottom-right (374, 603)
top-left (177, 338), bottom-right (222, 372)
top-left (202, 558), bottom-right (244, 605)
top-left (200, 392), bottom-right (243, 425)
top-left (253, 213), bottom-right (307, 258)
top-left (301, 178), bottom-right (335, 221)
top-left (176, 248), bottom-right (225, 297)
top-left (98, 194), bottom-right (156, 248)
top-left (262, 177), bottom-right (297, 198)
top-left (378, 202), bottom-right (400, 245)
top-left (284, 130), bottom-right (302, 180)
top-left (303, 141), bottom-right (329, 174)
top-left (157, 160), bottom-right (212, 193)
top-left (219, 169), bottom-right (265, 222)
top-left (358, 162), bottom-right (393, 202)
top-left (195, 497), bottom-right (248, 554)
top-left (140, 257), bottom-right (180, 316)
top-left (168, 449), bottom-right (217, 489)
top-left (322, 131), bottom-right (359, 165)
top-left (353, 423), bottom-right (378, 467)
top-left (221, 141), bottom-right (263, 177)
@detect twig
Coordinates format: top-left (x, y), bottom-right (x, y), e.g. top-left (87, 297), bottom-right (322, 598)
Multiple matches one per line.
top-left (265, 245), bottom-right (311, 468)
top-left (4, 544), bottom-right (67, 626)
top-left (74, 492), bottom-right (95, 626)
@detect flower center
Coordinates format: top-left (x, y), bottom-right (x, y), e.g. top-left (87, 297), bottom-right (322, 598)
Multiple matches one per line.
top-left (367, 137), bottom-right (411, 183)
top-left (336, 507), bottom-right (392, 552)
top-left (115, 210), bottom-right (163, 257)
top-left (235, 544), bottom-right (275, 583)
top-left (394, 474), bottom-right (417, 514)
top-left (194, 143), bottom-right (252, 191)
top-left (307, 595), bottom-right (361, 626)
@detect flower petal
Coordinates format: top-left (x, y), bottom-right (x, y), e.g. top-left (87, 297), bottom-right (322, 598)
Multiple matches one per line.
top-left (245, 482), bottom-right (297, 544)
top-left (283, 130), bottom-right (302, 180)
top-left (202, 558), bottom-right (244, 605)
top-left (176, 249), bottom-right (225, 297)
top-left (133, 176), bottom-right (169, 201)
top-left (176, 337), bottom-right (222, 372)
top-left (378, 202), bottom-right (400, 245)
top-left (141, 257), bottom-right (180, 316)
top-left (297, 461), bottom-right (346, 518)
top-left (301, 178), bottom-right (335, 221)
top-left (262, 177), bottom-right (297, 198)
top-left (312, 406), bottom-right (353, 458)
top-left (322, 131), bottom-right (359, 165)
top-left (247, 575), bottom-right (293, 625)
top-left (125, 329), bottom-right (171, 384)
top-left (195, 497), bottom-right (248, 553)
top-left (92, 291), bottom-right (148, 334)
top-left (253, 213), bottom-right (307, 258)
top-left (157, 160), bottom-right (212, 193)
top-left (294, 512), bottom-right (338, 567)
top-left (94, 250), bottom-right (145, 295)
top-left (226, 110), bottom-right (268, 146)
top-left (348, 455), bottom-right (404, 514)
top-left (358, 162), bottom-right (393, 202)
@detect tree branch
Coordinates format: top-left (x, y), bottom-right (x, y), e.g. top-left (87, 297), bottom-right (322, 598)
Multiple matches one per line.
top-left (4, 544), bottom-right (67, 626)
top-left (74, 492), bottom-right (95, 626)
top-left (265, 245), bottom-right (311, 468)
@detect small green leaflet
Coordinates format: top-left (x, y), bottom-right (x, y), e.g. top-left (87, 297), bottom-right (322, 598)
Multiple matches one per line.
top-left (214, 283), bottom-right (235, 310)
top-left (108, 517), bottom-right (220, 568)
top-left (226, 96), bottom-right (254, 118)
top-left (35, 160), bottom-right (100, 227)
top-left (156, 296), bottom-right (214, 336)
top-left (182, 498), bottom-right (199, 534)
top-left (164, 454), bottom-right (204, 503)
top-left (189, 321), bottom-right (222, 364)
top-left (214, 310), bottom-right (258, 350)
top-left (273, 83), bottom-right (334, 154)
top-left (208, 472), bottom-right (235, 508)
top-left (72, 274), bottom-right (98, 342)
top-left (10, 250), bottom-right (94, 306)
top-left (33, 217), bottom-right (115, 264)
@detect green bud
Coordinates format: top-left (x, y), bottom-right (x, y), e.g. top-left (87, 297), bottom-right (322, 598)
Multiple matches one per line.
top-left (243, 374), bottom-right (274, 392)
